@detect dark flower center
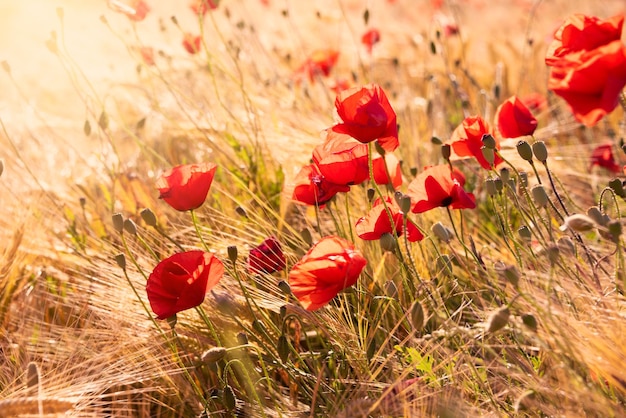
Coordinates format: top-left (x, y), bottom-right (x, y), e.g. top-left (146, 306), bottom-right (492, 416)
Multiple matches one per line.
top-left (440, 196), bottom-right (453, 207)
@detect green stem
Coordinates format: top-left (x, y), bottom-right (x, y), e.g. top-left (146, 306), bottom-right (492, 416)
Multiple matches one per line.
top-left (190, 209), bottom-right (210, 251)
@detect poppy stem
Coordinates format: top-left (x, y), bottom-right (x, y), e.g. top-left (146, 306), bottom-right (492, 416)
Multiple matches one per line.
top-left (190, 209), bottom-right (210, 251)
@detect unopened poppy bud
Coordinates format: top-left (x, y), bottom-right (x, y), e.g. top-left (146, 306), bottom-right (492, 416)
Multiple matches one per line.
top-left (486, 306), bottom-right (510, 333)
top-left (366, 188), bottom-right (376, 202)
top-left (531, 184), bottom-right (549, 207)
top-left (431, 136), bottom-right (442, 145)
top-left (201, 347), bottom-right (226, 363)
top-left (608, 178), bottom-right (626, 198)
top-left (222, 385), bottom-right (236, 410)
top-left (114, 253), bottom-right (126, 271)
top-left (494, 261), bottom-right (521, 287)
top-left (481, 133), bottom-right (496, 149)
top-left (559, 214), bottom-right (597, 232)
top-left (586, 206), bottom-right (609, 226)
top-left (485, 178), bottom-right (497, 196)
top-left (607, 220), bottom-right (622, 242)
top-left (410, 167), bottom-right (418, 177)
top-left (235, 206), bottom-right (248, 217)
top-left (112, 213), bottom-right (124, 233)
top-left (499, 167), bottom-right (510, 183)
top-left (123, 219), bottom-right (137, 236)
top-left (518, 225), bottom-right (532, 242)
top-left (236, 332), bottom-right (248, 345)
top-left (277, 335), bottom-right (290, 363)
top-left (400, 195), bottom-right (412, 214)
top-left (521, 314), bottom-right (538, 332)
top-left (227, 245), bottom-right (238, 264)
top-left (409, 301), bottom-right (425, 332)
top-left (516, 140), bottom-right (533, 162)
top-left (277, 280), bottom-right (292, 295)
top-left (301, 228), bottom-right (313, 246)
top-left (518, 171), bottom-right (528, 188)
top-left (379, 232), bottom-right (397, 252)
top-left (441, 144), bottom-right (451, 161)
top-left (481, 146), bottom-right (495, 167)
top-left (140, 208), bottom-right (157, 227)
top-left (431, 222), bottom-right (453, 243)
top-left (383, 280), bottom-right (398, 298)
top-left (531, 141), bottom-right (548, 163)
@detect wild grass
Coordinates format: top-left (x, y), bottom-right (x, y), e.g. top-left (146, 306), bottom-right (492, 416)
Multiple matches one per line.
top-left (1, 0), bottom-right (625, 417)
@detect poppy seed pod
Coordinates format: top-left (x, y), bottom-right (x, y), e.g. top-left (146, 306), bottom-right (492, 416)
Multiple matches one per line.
top-left (493, 177), bottom-right (503, 193)
top-left (586, 206), bottom-right (609, 226)
top-left (485, 178), bottom-right (497, 196)
top-left (608, 178), bottom-right (626, 198)
top-left (532, 141), bottom-right (548, 163)
top-left (112, 213), bottom-right (124, 233)
top-left (115, 253), bottom-right (127, 271)
top-left (201, 347), bottom-right (226, 364)
top-left (516, 140), bottom-right (533, 162)
top-left (531, 184), bottom-right (549, 207)
top-left (441, 144), bottom-right (451, 160)
top-left (486, 306), bottom-right (510, 333)
top-left (481, 146), bottom-right (495, 167)
top-left (522, 314), bottom-right (538, 332)
top-left (123, 219), bottom-right (137, 236)
top-left (481, 133), bottom-right (497, 149)
top-left (518, 225), bottom-right (532, 242)
top-left (499, 167), bottom-right (510, 183)
top-left (140, 208), bottom-right (158, 227)
top-left (431, 222), bottom-right (453, 243)
top-left (559, 214), bottom-right (597, 232)
top-left (227, 246), bottom-right (238, 264)
top-left (518, 171), bottom-right (528, 188)
top-left (409, 301), bottom-right (425, 332)
top-left (379, 232), bottom-right (397, 252)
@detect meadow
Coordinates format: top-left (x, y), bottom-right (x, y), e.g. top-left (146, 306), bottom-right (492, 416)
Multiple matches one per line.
top-left (1, 0), bottom-right (625, 416)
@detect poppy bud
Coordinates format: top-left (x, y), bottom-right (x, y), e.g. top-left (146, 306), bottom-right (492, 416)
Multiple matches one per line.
top-left (485, 178), bottom-right (497, 196)
top-left (367, 188), bottom-right (376, 202)
top-left (499, 167), bottom-right (510, 183)
top-left (383, 280), bottom-right (398, 298)
top-left (516, 140), bottom-right (533, 162)
top-left (531, 141), bottom-right (548, 163)
top-left (277, 280), bottom-right (292, 295)
top-left (481, 134), bottom-right (497, 149)
top-left (235, 206), bottom-right (248, 218)
top-left (222, 385), bottom-right (236, 410)
top-left (608, 178), bottom-right (626, 198)
top-left (112, 213), bottom-right (124, 233)
top-left (379, 232), bottom-right (397, 252)
top-left (114, 253), bottom-right (127, 271)
top-left (531, 184), bottom-right (549, 208)
top-left (236, 332), bottom-right (248, 345)
top-left (431, 136), bottom-right (442, 145)
top-left (518, 225), bottom-right (532, 242)
top-left (410, 167), bottom-right (418, 177)
top-left (494, 261), bottom-right (521, 287)
top-left (409, 301), bottom-right (425, 332)
top-left (521, 314), bottom-right (538, 332)
top-left (399, 195), bottom-right (412, 215)
top-left (481, 146), bottom-right (495, 167)
top-left (607, 220), bottom-right (622, 242)
top-left (441, 144), bottom-right (451, 161)
top-left (140, 208), bottom-right (158, 227)
top-left (559, 214), bottom-right (597, 232)
top-left (227, 245), bottom-right (238, 264)
top-left (431, 222), bottom-right (453, 243)
top-left (494, 177), bottom-right (503, 193)
top-left (394, 191), bottom-right (404, 207)
top-left (586, 206), bottom-right (609, 226)
top-left (486, 306), bottom-right (510, 333)
top-left (201, 347), bottom-right (226, 363)
top-left (123, 219), bottom-right (137, 236)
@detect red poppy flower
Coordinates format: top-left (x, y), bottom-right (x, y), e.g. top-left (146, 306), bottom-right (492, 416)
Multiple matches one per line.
top-left (183, 33), bottom-right (202, 54)
top-left (495, 95), bottom-right (538, 138)
top-left (109, 0), bottom-right (150, 22)
top-left (590, 144), bottom-right (621, 173)
top-left (547, 41), bottom-right (626, 127)
top-left (407, 165), bottom-right (476, 213)
top-left (190, 0), bottom-right (219, 15)
top-left (312, 130), bottom-right (370, 186)
top-left (332, 84), bottom-right (399, 153)
top-left (247, 236), bottom-right (286, 274)
top-left (356, 197), bottom-right (423, 242)
top-left (146, 251), bottom-right (224, 319)
top-left (373, 153), bottom-right (402, 189)
top-left (361, 28), bottom-right (381, 54)
top-left (288, 236), bottom-right (367, 311)
top-left (520, 92), bottom-right (548, 114)
top-left (157, 162), bottom-right (217, 211)
top-left (292, 164), bottom-right (350, 206)
top-left (545, 14), bottom-right (624, 66)
top-left (447, 115), bottom-right (503, 169)
top-left (295, 49), bottom-right (340, 83)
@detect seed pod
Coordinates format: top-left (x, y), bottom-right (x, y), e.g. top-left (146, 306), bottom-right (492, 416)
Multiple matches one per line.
top-left (222, 385), bottom-right (236, 410)
top-left (518, 225), bottom-right (532, 242)
top-left (227, 245), bottom-right (238, 264)
top-left (140, 208), bottom-right (158, 227)
top-left (409, 301), bottom-right (425, 332)
top-left (236, 332), bottom-right (249, 345)
top-left (201, 347), bottom-right (226, 363)
top-left (277, 280), bottom-right (292, 295)
top-left (383, 280), bottom-right (398, 298)
top-left (485, 177), bottom-right (497, 196)
top-left (114, 253), bottom-right (126, 271)
top-left (518, 171), bottom-right (528, 188)
top-left (441, 144), bottom-right (451, 161)
top-left (493, 177), bottom-right (503, 193)
top-left (545, 245), bottom-right (560, 264)
top-left (366, 188), bottom-right (376, 202)
top-left (607, 220), bottom-right (622, 242)
top-left (559, 214), bottom-right (597, 232)
top-left (494, 261), bottom-right (521, 287)
top-left (123, 219), bottom-right (137, 236)
top-left (516, 140), bottom-right (533, 162)
top-left (486, 306), bottom-right (510, 333)
top-left (481, 146), bottom-right (495, 167)
top-left (531, 184), bottom-right (549, 207)
top-left (499, 167), bottom-right (510, 183)
top-left (531, 141), bottom-right (548, 163)
top-left (521, 314), bottom-right (538, 332)
top-left (399, 195), bottom-right (412, 215)
top-left (481, 133), bottom-right (496, 149)
top-left (586, 206), bottom-right (609, 226)
top-left (608, 178), bottom-right (626, 198)
top-left (112, 213), bottom-right (124, 233)
top-left (379, 232), bottom-right (397, 252)
top-left (431, 222), bottom-right (453, 243)
top-left (394, 191), bottom-right (404, 207)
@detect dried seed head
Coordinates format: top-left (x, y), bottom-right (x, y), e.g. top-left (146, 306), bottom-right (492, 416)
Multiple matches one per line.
top-left (607, 220), bottom-right (622, 242)
top-left (531, 141), bottom-right (548, 163)
top-left (123, 219), bottom-right (137, 236)
top-left (201, 347), bottom-right (226, 363)
top-left (379, 232), bottom-right (397, 252)
top-left (531, 184), bottom-right (549, 207)
top-left (499, 167), bottom-right (510, 183)
top-left (409, 301), bottom-right (425, 332)
top-left (394, 191), bottom-right (404, 207)
top-left (112, 213), bottom-right (124, 233)
top-left (486, 306), bottom-right (510, 333)
top-left (485, 177), bottom-right (497, 196)
top-left (431, 222), bottom-right (453, 243)
top-left (399, 195), bottom-right (412, 214)
top-left (140, 208), bottom-right (158, 227)
top-left (494, 177), bottom-right (503, 193)
top-left (516, 140), bottom-right (533, 162)
top-left (559, 214), bottom-right (597, 232)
